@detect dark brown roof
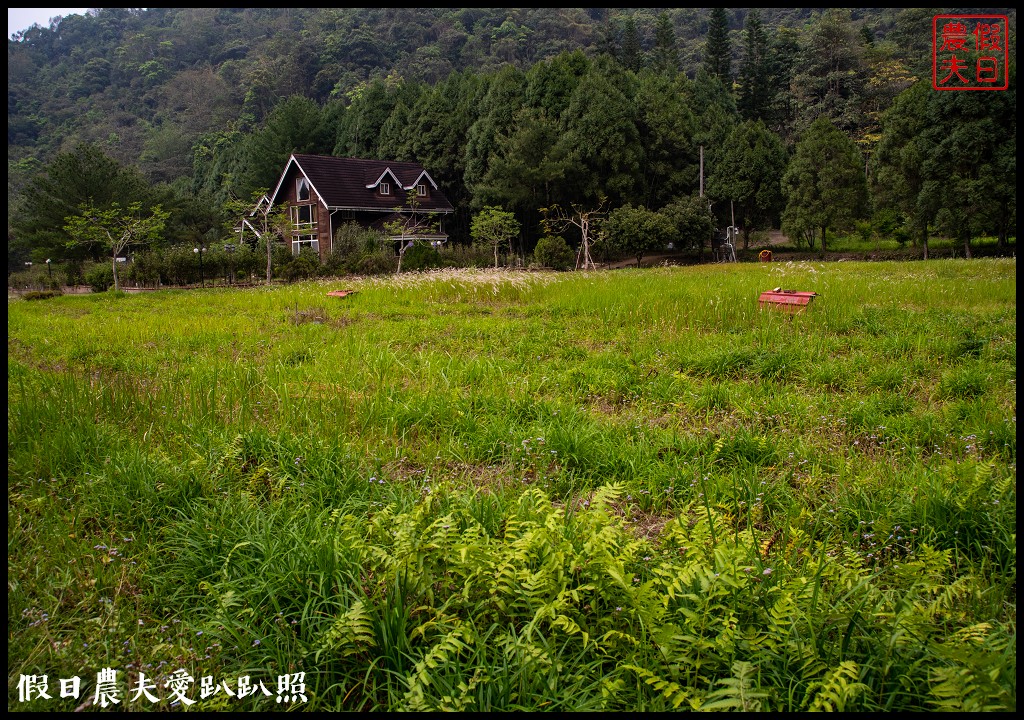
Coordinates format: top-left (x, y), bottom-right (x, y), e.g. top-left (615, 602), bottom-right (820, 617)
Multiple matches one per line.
top-left (270, 154), bottom-right (454, 213)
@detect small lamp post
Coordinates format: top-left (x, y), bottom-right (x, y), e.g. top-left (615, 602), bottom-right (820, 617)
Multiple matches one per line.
top-left (45, 258), bottom-right (52, 279)
top-left (193, 246), bottom-right (205, 288)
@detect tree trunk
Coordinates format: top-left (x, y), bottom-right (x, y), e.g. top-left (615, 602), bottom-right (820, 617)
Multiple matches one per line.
top-left (266, 235), bottom-right (272, 284)
top-left (112, 255), bottom-right (119, 292)
top-left (921, 226), bottom-right (929, 260)
top-left (963, 235), bottom-right (972, 259)
top-left (820, 226), bottom-right (827, 254)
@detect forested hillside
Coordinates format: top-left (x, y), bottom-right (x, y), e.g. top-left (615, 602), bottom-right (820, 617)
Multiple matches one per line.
top-left (6, 7), bottom-right (1016, 272)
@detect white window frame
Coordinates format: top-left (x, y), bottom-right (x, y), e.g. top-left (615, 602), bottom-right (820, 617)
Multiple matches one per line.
top-left (291, 236), bottom-right (319, 256)
top-left (380, 182), bottom-right (390, 196)
top-left (416, 183), bottom-right (427, 197)
top-left (296, 177), bottom-right (310, 202)
top-left (289, 203), bottom-right (317, 231)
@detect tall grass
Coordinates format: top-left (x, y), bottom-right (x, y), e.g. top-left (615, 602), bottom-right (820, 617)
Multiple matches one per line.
top-left (8, 261), bottom-right (1015, 710)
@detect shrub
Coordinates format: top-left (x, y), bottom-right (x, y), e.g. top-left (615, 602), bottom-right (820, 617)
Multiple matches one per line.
top-left (271, 244), bottom-right (295, 281)
top-left (284, 247), bottom-right (321, 282)
top-left (127, 250), bottom-right (162, 287)
top-left (872, 208), bottom-right (902, 238)
top-left (533, 235), bottom-right (575, 271)
top-left (85, 264), bottom-right (114, 292)
top-left (22, 290), bottom-right (63, 300)
top-left (325, 224), bottom-right (389, 276)
top-left (401, 242), bottom-right (442, 272)
top-left (63, 260), bottom-right (85, 287)
top-left (855, 220), bottom-right (873, 242)
top-left (437, 243), bottom-right (493, 268)
top-left (355, 248), bottom-right (397, 275)
top-left (892, 226), bottom-right (910, 248)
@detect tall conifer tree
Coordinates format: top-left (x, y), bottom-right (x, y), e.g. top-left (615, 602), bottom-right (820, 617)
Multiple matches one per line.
top-left (651, 12), bottom-right (679, 75)
top-left (703, 7), bottom-right (732, 86)
top-left (737, 9), bottom-right (769, 121)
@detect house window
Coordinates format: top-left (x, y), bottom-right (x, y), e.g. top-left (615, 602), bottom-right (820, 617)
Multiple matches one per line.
top-left (340, 209), bottom-right (355, 219)
top-left (380, 182), bottom-right (390, 196)
top-left (416, 184), bottom-right (427, 197)
top-left (289, 203), bottom-right (318, 256)
top-left (291, 236), bottom-right (319, 256)
top-left (289, 203), bottom-right (317, 230)
top-left (296, 177), bottom-right (310, 202)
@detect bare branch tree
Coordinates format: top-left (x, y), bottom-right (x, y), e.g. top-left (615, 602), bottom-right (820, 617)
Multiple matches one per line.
top-left (385, 189), bottom-right (441, 273)
top-left (541, 198), bottom-right (608, 270)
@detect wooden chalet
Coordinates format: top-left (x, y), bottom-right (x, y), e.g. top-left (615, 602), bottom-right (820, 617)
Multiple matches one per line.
top-left (241, 154), bottom-right (454, 262)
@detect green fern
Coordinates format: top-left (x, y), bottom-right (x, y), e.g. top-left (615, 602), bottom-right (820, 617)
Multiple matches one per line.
top-left (621, 663), bottom-right (691, 709)
top-left (316, 599), bottom-right (377, 660)
top-left (702, 661), bottom-right (770, 711)
top-left (803, 661), bottom-right (867, 711)
top-left (401, 623), bottom-right (470, 709)
top-left (929, 666), bottom-right (1010, 712)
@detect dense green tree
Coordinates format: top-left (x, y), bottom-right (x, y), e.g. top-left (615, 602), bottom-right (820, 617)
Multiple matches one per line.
top-left (703, 7), bottom-right (732, 86)
top-left (661, 194), bottom-right (716, 260)
top-left (763, 26), bottom-right (801, 144)
top-left (883, 8), bottom-right (938, 82)
top-left (620, 16), bottom-right (643, 73)
top-left (525, 50), bottom-right (589, 121)
top-left (63, 201), bottom-right (170, 292)
top-left (12, 143), bottom-right (153, 266)
top-left (782, 117), bottom-right (867, 252)
top-left (870, 82), bottom-right (933, 257)
top-left (334, 78), bottom-right (398, 158)
top-left (634, 71), bottom-right (699, 208)
top-left (558, 57), bottom-right (642, 207)
top-left (604, 204), bottom-right (675, 267)
top-left (737, 9), bottom-right (770, 122)
top-left (405, 71), bottom-right (485, 242)
top-left (471, 205), bottom-right (521, 267)
top-left (463, 66), bottom-right (528, 205)
top-left (919, 78), bottom-right (1016, 258)
top-left (477, 108), bottom-right (570, 247)
top-left (709, 120), bottom-right (788, 248)
top-left (651, 12), bottom-right (679, 75)
top-left (190, 128), bottom-right (248, 208)
top-left (688, 68), bottom-right (739, 219)
top-left (791, 9), bottom-right (867, 137)
top-left (532, 234), bottom-right (574, 270)
top-left (241, 95), bottom-right (332, 195)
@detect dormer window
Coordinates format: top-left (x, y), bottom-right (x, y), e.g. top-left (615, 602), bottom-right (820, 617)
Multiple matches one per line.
top-left (416, 184), bottom-right (427, 197)
top-left (296, 177), bottom-right (310, 202)
top-left (380, 182), bottom-right (390, 196)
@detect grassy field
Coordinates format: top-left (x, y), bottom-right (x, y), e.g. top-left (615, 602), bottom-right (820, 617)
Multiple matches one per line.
top-left (8, 260), bottom-right (1016, 711)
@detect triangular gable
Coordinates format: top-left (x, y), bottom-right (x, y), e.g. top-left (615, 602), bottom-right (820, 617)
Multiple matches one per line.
top-left (267, 154), bottom-right (328, 208)
top-left (403, 169), bottom-right (439, 191)
top-left (365, 167), bottom-right (403, 190)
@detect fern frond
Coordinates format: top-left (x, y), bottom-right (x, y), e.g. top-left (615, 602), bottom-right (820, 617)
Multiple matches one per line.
top-left (621, 663), bottom-right (690, 709)
top-left (804, 661), bottom-right (867, 712)
top-left (702, 661), bottom-right (769, 711)
top-left (315, 599), bottom-right (377, 660)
